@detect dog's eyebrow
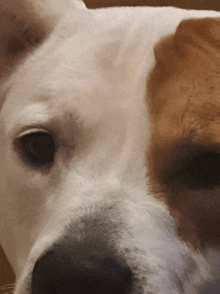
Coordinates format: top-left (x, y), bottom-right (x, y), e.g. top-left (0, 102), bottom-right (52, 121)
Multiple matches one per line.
top-left (150, 119), bottom-right (220, 164)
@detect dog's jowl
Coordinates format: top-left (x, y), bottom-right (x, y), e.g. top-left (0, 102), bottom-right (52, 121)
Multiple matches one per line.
top-left (1, 0), bottom-right (220, 293)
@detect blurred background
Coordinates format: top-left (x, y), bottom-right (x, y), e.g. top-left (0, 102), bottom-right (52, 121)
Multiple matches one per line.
top-left (1, 0), bottom-right (220, 289)
top-left (85, 0), bottom-right (220, 9)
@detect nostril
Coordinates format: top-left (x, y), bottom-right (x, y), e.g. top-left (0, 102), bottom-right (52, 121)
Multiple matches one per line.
top-left (31, 249), bottom-right (133, 294)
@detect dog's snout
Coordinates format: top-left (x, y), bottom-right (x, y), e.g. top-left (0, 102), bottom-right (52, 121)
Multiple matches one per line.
top-left (31, 246), bottom-right (133, 294)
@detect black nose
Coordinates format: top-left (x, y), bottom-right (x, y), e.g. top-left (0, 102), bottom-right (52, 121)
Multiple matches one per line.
top-left (31, 245), bottom-right (133, 294)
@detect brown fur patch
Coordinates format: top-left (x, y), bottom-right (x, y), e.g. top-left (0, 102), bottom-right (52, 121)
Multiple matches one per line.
top-left (147, 18), bottom-right (220, 248)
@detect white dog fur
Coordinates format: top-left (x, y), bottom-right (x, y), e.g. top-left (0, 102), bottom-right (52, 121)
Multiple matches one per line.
top-left (1, 0), bottom-right (220, 293)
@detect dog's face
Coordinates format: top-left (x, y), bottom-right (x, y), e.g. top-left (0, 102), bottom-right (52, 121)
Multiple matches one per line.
top-left (1, 1), bottom-right (220, 293)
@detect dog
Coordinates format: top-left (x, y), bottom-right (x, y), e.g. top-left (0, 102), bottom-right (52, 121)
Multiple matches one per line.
top-left (1, 0), bottom-right (220, 293)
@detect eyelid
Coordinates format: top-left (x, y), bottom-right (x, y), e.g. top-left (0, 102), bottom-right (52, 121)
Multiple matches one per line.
top-left (16, 128), bottom-right (50, 139)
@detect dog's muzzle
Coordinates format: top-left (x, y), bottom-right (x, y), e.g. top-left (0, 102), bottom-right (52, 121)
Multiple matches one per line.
top-left (31, 241), bottom-right (133, 294)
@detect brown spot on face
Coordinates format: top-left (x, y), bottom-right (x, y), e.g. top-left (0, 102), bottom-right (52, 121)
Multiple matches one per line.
top-left (147, 18), bottom-right (220, 248)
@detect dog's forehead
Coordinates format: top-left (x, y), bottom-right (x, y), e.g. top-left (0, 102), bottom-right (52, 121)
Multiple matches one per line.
top-left (3, 8), bottom-right (220, 135)
top-left (2, 9), bottom-right (157, 133)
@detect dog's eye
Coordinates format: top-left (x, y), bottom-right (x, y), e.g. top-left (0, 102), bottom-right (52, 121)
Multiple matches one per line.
top-left (16, 130), bottom-right (55, 168)
top-left (173, 151), bottom-right (220, 190)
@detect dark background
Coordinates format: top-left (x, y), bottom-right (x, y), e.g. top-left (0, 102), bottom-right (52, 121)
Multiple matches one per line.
top-left (85, 0), bottom-right (220, 10)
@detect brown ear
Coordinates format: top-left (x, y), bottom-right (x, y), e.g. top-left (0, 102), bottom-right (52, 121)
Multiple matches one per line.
top-left (0, 0), bottom-right (64, 78)
top-left (175, 17), bottom-right (220, 53)
top-left (154, 17), bottom-right (220, 72)
top-left (150, 17), bottom-right (220, 102)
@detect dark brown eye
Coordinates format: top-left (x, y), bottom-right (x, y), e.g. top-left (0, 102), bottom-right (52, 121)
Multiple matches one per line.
top-left (17, 130), bottom-right (55, 168)
top-left (173, 151), bottom-right (220, 190)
